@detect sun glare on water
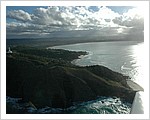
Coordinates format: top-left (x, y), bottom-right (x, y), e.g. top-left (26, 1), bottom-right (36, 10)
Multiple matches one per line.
top-left (131, 43), bottom-right (144, 88)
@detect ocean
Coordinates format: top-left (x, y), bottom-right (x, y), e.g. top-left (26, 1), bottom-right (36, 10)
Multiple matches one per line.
top-left (7, 40), bottom-right (144, 114)
top-left (49, 40), bottom-right (144, 114)
top-left (51, 41), bottom-right (144, 88)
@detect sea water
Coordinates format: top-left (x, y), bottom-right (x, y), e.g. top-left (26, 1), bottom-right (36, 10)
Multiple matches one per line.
top-left (51, 41), bottom-right (144, 88)
top-left (50, 40), bottom-right (144, 114)
top-left (6, 96), bottom-right (131, 114)
top-left (7, 41), bottom-right (144, 114)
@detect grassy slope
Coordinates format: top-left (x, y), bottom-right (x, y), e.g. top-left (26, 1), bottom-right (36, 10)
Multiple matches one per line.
top-left (6, 46), bottom-right (135, 109)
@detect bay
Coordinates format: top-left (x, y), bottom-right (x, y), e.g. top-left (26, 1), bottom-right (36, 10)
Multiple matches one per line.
top-left (50, 41), bottom-right (144, 88)
top-left (7, 41), bottom-right (144, 114)
top-left (50, 40), bottom-right (144, 114)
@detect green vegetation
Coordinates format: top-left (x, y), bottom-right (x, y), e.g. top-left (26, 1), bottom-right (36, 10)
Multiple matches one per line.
top-left (7, 46), bottom-right (135, 111)
top-left (9, 46), bottom-right (87, 67)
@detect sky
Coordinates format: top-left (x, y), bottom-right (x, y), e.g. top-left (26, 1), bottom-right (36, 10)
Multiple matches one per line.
top-left (6, 6), bottom-right (144, 41)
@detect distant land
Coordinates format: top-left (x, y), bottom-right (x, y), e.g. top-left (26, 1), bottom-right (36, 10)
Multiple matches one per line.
top-left (6, 37), bottom-right (143, 48)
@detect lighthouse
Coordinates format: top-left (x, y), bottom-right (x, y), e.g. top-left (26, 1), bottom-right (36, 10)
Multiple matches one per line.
top-left (7, 47), bottom-right (13, 54)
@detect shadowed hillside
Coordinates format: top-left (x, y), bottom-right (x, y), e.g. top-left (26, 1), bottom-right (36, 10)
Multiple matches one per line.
top-left (6, 46), bottom-right (136, 111)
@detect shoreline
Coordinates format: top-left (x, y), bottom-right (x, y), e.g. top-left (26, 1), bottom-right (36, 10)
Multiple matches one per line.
top-left (7, 38), bottom-right (143, 48)
top-left (48, 44), bottom-right (144, 93)
top-left (7, 45), bottom-right (143, 113)
top-left (71, 54), bottom-right (89, 66)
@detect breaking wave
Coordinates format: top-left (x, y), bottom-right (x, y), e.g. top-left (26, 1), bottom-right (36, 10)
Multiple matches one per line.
top-left (7, 96), bottom-right (131, 114)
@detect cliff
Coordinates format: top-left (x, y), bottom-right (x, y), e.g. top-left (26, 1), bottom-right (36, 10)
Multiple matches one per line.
top-left (6, 46), bottom-right (136, 109)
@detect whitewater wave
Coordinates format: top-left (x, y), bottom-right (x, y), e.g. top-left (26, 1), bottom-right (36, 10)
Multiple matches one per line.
top-left (121, 62), bottom-right (132, 71)
top-left (7, 96), bottom-right (131, 114)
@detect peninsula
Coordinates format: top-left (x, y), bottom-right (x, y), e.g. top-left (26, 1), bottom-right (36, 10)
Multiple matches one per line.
top-left (6, 46), bottom-right (138, 113)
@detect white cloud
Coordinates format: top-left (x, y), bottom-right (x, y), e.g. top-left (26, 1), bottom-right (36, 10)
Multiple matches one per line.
top-left (7, 6), bottom-right (119, 30)
top-left (113, 7), bottom-right (144, 28)
top-left (7, 10), bottom-right (32, 22)
top-left (6, 6), bottom-right (144, 40)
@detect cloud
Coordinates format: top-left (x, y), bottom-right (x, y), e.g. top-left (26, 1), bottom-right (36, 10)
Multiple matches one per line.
top-left (7, 10), bottom-right (32, 22)
top-left (7, 6), bottom-right (119, 30)
top-left (6, 6), bottom-right (144, 40)
top-left (112, 7), bottom-right (144, 40)
top-left (113, 7), bottom-right (144, 28)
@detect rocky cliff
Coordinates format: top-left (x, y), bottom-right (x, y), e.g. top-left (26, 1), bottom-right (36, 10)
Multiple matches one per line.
top-left (6, 46), bottom-right (136, 109)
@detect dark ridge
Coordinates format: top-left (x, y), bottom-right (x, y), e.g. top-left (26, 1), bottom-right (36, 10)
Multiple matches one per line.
top-left (7, 46), bottom-right (136, 111)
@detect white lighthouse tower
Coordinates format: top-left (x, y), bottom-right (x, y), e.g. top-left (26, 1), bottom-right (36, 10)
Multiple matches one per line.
top-left (7, 47), bottom-right (12, 54)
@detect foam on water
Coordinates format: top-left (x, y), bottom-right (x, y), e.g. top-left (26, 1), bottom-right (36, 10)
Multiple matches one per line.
top-left (7, 96), bottom-right (131, 114)
top-left (48, 41), bottom-right (144, 114)
top-left (7, 41), bottom-right (143, 114)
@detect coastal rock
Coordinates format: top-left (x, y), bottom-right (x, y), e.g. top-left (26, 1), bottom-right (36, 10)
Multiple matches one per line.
top-left (7, 58), bottom-right (135, 108)
top-left (6, 47), bottom-right (136, 109)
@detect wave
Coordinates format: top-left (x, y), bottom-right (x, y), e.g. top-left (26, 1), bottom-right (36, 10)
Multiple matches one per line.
top-left (7, 96), bottom-right (131, 114)
top-left (121, 62), bottom-right (132, 71)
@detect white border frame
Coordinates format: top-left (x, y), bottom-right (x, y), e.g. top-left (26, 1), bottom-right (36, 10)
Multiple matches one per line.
top-left (1, 1), bottom-right (149, 119)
